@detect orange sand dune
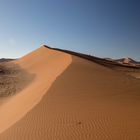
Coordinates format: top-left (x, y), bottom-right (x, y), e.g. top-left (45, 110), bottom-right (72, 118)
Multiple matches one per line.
top-left (0, 46), bottom-right (72, 133)
top-left (0, 46), bottom-right (140, 140)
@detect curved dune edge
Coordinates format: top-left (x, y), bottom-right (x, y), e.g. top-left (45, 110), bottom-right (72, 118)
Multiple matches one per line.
top-left (1, 54), bottom-right (140, 139)
top-left (0, 46), bottom-right (72, 134)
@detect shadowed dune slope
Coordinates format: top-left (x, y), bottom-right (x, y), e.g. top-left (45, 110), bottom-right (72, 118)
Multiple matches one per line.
top-left (0, 49), bottom-right (140, 139)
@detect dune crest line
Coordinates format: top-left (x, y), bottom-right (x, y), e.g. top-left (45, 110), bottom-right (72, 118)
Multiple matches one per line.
top-left (0, 46), bottom-right (72, 134)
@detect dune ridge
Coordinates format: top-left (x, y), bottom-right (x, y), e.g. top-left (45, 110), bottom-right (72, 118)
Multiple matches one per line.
top-left (0, 46), bottom-right (72, 134)
top-left (0, 46), bottom-right (140, 139)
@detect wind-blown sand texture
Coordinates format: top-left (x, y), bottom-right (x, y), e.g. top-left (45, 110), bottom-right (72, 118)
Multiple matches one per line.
top-left (0, 46), bottom-right (140, 140)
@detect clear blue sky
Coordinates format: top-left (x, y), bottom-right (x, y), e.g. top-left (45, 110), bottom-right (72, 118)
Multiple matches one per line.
top-left (0, 0), bottom-right (140, 60)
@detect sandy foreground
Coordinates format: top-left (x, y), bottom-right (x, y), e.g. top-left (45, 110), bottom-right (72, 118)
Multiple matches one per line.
top-left (0, 46), bottom-right (140, 139)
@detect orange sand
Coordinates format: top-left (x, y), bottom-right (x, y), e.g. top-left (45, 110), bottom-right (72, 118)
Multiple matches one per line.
top-left (0, 46), bottom-right (140, 140)
top-left (0, 46), bottom-right (72, 134)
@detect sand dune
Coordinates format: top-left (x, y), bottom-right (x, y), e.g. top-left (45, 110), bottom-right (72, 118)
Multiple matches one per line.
top-left (0, 46), bottom-right (71, 134)
top-left (0, 46), bottom-right (140, 139)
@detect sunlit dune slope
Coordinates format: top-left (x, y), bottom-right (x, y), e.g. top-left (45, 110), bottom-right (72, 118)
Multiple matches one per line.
top-left (0, 46), bottom-right (72, 134)
top-left (0, 46), bottom-right (140, 140)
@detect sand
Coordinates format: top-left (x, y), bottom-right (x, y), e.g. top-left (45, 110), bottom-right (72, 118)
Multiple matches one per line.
top-left (128, 72), bottom-right (140, 79)
top-left (0, 46), bottom-right (140, 139)
top-left (0, 46), bottom-right (72, 134)
top-left (0, 61), bottom-right (33, 105)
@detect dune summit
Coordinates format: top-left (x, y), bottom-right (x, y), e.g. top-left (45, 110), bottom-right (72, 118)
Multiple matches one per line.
top-left (0, 46), bottom-right (72, 134)
top-left (0, 46), bottom-right (140, 140)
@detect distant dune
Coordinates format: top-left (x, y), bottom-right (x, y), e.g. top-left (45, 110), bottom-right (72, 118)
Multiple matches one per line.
top-left (0, 58), bottom-right (14, 63)
top-left (0, 46), bottom-right (140, 139)
top-left (115, 57), bottom-right (140, 66)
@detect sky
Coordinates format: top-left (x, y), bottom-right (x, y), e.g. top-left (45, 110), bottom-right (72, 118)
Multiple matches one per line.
top-left (0, 0), bottom-right (140, 60)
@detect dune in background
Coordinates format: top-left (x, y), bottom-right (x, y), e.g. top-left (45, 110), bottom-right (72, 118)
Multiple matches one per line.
top-left (0, 46), bottom-right (140, 139)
